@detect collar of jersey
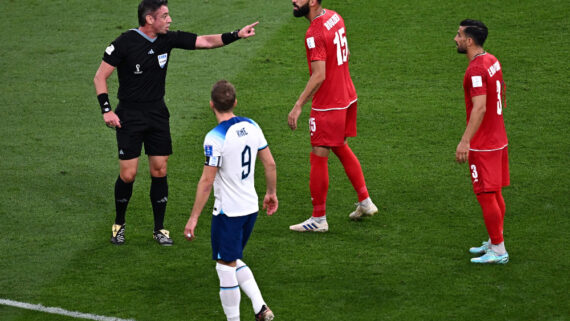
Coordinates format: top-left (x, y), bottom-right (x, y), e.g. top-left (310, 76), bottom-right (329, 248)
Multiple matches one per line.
top-left (131, 28), bottom-right (158, 43)
top-left (312, 9), bottom-right (326, 21)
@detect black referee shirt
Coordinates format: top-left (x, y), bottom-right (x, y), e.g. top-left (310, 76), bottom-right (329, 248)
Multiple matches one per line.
top-left (103, 29), bottom-right (197, 103)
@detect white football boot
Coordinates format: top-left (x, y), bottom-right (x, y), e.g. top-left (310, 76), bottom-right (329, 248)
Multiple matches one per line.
top-left (289, 217), bottom-right (329, 232)
top-left (349, 200), bottom-right (378, 220)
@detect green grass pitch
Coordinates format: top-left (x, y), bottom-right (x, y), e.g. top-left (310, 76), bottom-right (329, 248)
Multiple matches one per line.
top-left (0, 0), bottom-right (568, 320)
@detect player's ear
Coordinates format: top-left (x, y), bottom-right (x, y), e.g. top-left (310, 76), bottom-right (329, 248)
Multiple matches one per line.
top-left (145, 14), bottom-right (154, 26)
top-left (209, 100), bottom-right (215, 110)
top-left (233, 99), bottom-right (237, 108)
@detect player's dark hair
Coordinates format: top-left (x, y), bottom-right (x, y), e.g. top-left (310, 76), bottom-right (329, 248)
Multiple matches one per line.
top-left (460, 19), bottom-right (488, 47)
top-left (211, 80), bottom-right (236, 112)
top-left (138, 0), bottom-right (168, 26)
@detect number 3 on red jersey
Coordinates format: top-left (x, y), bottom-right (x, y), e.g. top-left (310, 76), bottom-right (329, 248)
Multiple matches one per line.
top-left (496, 80), bottom-right (504, 115)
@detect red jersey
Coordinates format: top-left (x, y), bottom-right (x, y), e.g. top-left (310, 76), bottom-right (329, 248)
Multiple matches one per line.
top-left (463, 52), bottom-right (508, 151)
top-left (305, 9), bottom-right (357, 111)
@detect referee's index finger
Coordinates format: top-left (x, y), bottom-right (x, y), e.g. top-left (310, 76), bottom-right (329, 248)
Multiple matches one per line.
top-left (249, 21), bottom-right (259, 27)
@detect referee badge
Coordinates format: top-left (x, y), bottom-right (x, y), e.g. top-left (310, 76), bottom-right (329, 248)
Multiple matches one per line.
top-left (158, 53), bottom-right (168, 69)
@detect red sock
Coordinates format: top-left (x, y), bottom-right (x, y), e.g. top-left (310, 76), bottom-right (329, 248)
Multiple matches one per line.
top-left (331, 144), bottom-right (369, 201)
top-left (495, 190), bottom-right (506, 219)
top-left (476, 192), bottom-right (504, 244)
top-left (495, 190), bottom-right (506, 236)
top-left (310, 153), bottom-right (329, 217)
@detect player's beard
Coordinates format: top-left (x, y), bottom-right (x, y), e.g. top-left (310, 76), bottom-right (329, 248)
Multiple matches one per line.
top-left (456, 42), bottom-right (467, 54)
top-left (293, 2), bottom-right (310, 17)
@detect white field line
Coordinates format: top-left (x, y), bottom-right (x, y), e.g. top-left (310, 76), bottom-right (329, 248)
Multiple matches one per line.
top-left (0, 298), bottom-right (136, 321)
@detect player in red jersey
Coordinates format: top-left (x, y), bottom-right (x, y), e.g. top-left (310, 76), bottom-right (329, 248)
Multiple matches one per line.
top-left (454, 19), bottom-right (510, 264)
top-left (288, 0), bottom-right (377, 232)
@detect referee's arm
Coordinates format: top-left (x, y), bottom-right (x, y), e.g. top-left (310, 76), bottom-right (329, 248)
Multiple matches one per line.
top-left (94, 61), bottom-right (121, 128)
top-left (94, 61), bottom-right (114, 95)
top-left (195, 21), bottom-right (259, 49)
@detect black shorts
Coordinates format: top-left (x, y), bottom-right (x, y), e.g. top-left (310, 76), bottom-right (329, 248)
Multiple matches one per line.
top-left (115, 100), bottom-right (172, 160)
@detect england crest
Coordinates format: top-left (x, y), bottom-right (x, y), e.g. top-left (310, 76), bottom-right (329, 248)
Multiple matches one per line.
top-left (158, 53), bottom-right (168, 69)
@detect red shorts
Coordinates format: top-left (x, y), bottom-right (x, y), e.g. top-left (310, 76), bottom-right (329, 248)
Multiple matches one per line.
top-left (309, 102), bottom-right (357, 147)
top-left (468, 146), bottom-right (510, 194)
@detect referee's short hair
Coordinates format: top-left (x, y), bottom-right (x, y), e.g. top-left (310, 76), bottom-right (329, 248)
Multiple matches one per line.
top-left (211, 80), bottom-right (236, 112)
top-left (138, 0), bottom-right (168, 26)
top-left (460, 19), bottom-right (488, 47)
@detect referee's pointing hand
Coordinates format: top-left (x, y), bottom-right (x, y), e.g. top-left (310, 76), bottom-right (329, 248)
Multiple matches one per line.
top-left (238, 21), bottom-right (259, 39)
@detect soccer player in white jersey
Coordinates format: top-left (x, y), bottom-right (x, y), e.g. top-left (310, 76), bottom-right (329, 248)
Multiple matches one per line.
top-left (184, 80), bottom-right (277, 321)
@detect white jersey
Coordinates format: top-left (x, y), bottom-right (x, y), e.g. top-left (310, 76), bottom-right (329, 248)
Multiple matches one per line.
top-left (203, 116), bottom-right (268, 217)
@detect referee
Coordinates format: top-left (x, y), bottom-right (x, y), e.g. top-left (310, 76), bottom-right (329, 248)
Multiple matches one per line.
top-left (93, 0), bottom-right (258, 246)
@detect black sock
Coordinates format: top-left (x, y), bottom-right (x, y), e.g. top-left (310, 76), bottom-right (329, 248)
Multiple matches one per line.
top-left (150, 176), bottom-right (168, 231)
top-left (114, 176), bottom-right (133, 225)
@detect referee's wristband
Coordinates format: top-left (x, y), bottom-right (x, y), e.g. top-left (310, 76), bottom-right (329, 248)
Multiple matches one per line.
top-left (97, 93), bottom-right (112, 114)
top-left (221, 29), bottom-right (241, 45)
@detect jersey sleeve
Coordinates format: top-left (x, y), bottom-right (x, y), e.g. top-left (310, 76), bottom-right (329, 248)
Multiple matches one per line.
top-left (257, 127), bottom-right (268, 151)
top-left (168, 31), bottom-right (197, 50)
top-left (203, 131), bottom-right (223, 167)
top-left (306, 28), bottom-right (327, 62)
top-left (466, 65), bottom-right (488, 97)
top-left (246, 119), bottom-right (268, 150)
top-left (102, 36), bottom-right (126, 67)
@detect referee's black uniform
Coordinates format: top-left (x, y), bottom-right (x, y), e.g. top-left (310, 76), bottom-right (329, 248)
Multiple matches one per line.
top-left (96, 2), bottom-right (253, 246)
top-left (100, 28), bottom-right (199, 246)
top-left (103, 29), bottom-right (197, 160)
